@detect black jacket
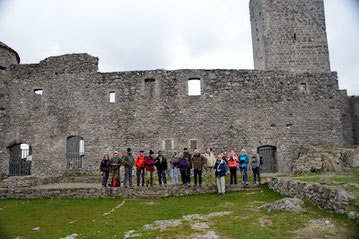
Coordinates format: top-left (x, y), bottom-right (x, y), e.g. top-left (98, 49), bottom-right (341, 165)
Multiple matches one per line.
top-left (155, 156), bottom-right (168, 171)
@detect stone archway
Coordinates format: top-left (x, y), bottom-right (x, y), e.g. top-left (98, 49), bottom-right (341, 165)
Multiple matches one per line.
top-left (257, 145), bottom-right (277, 173)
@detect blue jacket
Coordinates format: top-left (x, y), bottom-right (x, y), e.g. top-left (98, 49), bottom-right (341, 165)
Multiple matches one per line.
top-left (239, 154), bottom-right (249, 168)
top-left (214, 159), bottom-right (228, 177)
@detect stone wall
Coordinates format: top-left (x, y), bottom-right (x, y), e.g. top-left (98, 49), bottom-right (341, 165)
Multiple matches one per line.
top-left (292, 145), bottom-right (359, 174)
top-left (0, 53), bottom-right (351, 176)
top-left (0, 184), bottom-right (248, 199)
top-left (267, 177), bottom-right (359, 220)
top-left (349, 96), bottom-right (359, 145)
top-left (250, 0), bottom-right (331, 72)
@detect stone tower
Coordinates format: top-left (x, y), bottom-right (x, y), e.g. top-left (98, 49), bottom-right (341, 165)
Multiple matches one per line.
top-left (250, 0), bottom-right (331, 72)
top-left (0, 42), bottom-right (20, 178)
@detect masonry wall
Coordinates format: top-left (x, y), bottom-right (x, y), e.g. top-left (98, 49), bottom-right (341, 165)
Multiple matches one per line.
top-left (349, 96), bottom-right (359, 145)
top-left (0, 54), bottom-right (350, 176)
top-left (250, 0), bottom-right (331, 72)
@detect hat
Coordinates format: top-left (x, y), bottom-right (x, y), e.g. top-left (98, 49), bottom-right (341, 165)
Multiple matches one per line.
top-left (173, 151), bottom-right (178, 154)
top-left (149, 150), bottom-right (154, 155)
top-left (139, 150), bottom-right (144, 153)
top-left (114, 151), bottom-right (119, 154)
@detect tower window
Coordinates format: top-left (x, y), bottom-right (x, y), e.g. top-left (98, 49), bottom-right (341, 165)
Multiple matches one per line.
top-left (144, 78), bottom-right (156, 98)
top-left (294, 33), bottom-right (297, 41)
top-left (188, 78), bottom-right (201, 96)
top-left (299, 83), bottom-right (308, 94)
top-left (109, 91), bottom-right (116, 103)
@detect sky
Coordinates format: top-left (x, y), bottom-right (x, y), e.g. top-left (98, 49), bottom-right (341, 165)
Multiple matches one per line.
top-left (0, 0), bottom-right (358, 95)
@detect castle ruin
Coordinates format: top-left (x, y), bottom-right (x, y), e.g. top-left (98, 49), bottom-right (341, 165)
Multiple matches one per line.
top-left (0, 0), bottom-right (358, 177)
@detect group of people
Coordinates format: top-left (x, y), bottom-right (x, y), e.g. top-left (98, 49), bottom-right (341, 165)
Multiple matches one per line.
top-left (99, 147), bottom-right (263, 194)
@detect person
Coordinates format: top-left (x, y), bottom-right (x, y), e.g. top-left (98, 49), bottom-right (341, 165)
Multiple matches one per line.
top-left (155, 150), bottom-right (168, 185)
top-left (215, 154), bottom-right (228, 194)
top-left (135, 150), bottom-right (145, 187)
top-left (250, 149), bottom-right (261, 184)
top-left (144, 150), bottom-right (156, 187)
top-left (110, 151), bottom-right (122, 187)
top-left (191, 149), bottom-right (207, 186)
top-left (123, 148), bottom-right (135, 188)
top-left (100, 154), bottom-right (111, 187)
top-left (178, 153), bottom-right (189, 185)
top-left (226, 149), bottom-right (239, 184)
top-left (183, 148), bottom-right (192, 184)
top-left (203, 147), bottom-right (216, 186)
top-left (170, 151), bottom-right (179, 185)
top-left (239, 149), bottom-right (250, 185)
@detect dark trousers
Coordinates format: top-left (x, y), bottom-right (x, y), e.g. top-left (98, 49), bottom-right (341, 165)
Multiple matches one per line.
top-left (124, 167), bottom-right (133, 187)
top-left (240, 167), bottom-right (248, 183)
top-left (187, 167), bottom-right (191, 183)
top-left (136, 168), bottom-right (145, 186)
top-left (180, 170), bottom-right (188, 185)
top-left (102, 171), bottom-right (109, 187)
top-left (229, 167), bottom-right (237, 184)
top-left (194, 169), bottom-right (202, 186)
top-left (252, 167), bottom-right (261, 183)
top-left (158, 170), bottom-right (167, 185)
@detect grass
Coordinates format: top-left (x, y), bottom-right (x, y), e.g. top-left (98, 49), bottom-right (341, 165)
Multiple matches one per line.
top-left (0, 186), bottom-right (358, 239)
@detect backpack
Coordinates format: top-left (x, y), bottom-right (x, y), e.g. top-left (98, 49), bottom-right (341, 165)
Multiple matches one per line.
top-left (260, 155), bottom-right (264, 166)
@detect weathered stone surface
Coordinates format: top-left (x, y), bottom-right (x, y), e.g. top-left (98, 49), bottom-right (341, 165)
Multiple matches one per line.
top-left (260, 197), bottom-right (304, 212)
top-left (267, 177), bottom-right (359, 220)
top-left (292, 145), bottom-right (359, 174)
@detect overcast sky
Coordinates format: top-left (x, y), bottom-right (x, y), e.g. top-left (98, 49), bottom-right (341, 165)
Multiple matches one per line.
top-left (0, 0), bottom-right (358, 95)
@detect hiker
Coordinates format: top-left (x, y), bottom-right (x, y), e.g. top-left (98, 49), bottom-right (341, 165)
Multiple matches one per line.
top-left (204, 147), bottom-right (216, 185)
top-left (226, 149), bottom-right (239, 184)
top-left (178, 153), bottom-right (189, 185)
top-left (215, 154), bottom-right (228, 194)
top-left (191, 149), bottom-right (207, 186)
top-left (250, 149), bottom-right (261, 184)
top-left (123, 148), bottom-right (135, 188)
top-left (135, 150), bottom-right (145, 187)
top-left (155, 150), bottom-right (168, 185)
top-left (239, 149), bottom-right (249, 185)
top-left (110, 151), bottom-right (122, 187)
top-left (144, 150), bottom-right (156, 187)
top-left (100, 154), bottom-right (111, 187)
top-left (170, 151), bottom-right (179, 185)
top-left (183, 148), bottom-right (192, 184)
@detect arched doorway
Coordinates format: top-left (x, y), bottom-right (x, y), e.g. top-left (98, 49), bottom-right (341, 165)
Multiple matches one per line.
top-left (257, 145), bottom-right (277, 173)
top-left (8, 143), bottom-right (32, 176)
top-left (66, 136), bottom-right (84, 169)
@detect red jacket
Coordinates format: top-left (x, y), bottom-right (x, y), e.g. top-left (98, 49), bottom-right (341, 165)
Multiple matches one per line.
top-left (135, 155), bottom-right (145, 169)
top-left (144, 156), bottom-right (156, 172)
top-left (226, 153), bottom-right (239, 168)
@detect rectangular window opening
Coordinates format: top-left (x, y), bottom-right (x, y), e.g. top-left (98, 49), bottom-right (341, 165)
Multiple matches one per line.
top-left (145, 78), bottom-right (156, 98)
top-left (189, 139), bottom-right (198, 150)
top-left (188, 78), bottom-right (201, 96)
top-left (164, 140), bottom-right (173, 151)
top-left (34, 89), bottom-right (43, 96)
top-left (109, 91), bottom-right (116, 103)
top-left (299, 83), bottom-right (308, 94)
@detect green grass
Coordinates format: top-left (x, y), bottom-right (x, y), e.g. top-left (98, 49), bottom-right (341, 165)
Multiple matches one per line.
top-left (0, 186), bottom-right (358, 239)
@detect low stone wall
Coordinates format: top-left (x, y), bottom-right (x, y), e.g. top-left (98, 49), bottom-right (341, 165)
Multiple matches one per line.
top-left (267, 177), bottom-right (359, 220)
top-left (0, 175), bottom-right (102, 189)
top-left (0, 184), bottom-right (254, 200)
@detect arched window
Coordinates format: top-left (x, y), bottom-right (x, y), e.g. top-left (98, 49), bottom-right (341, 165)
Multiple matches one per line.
top-left (8, 143), bottom-right (32, 176)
